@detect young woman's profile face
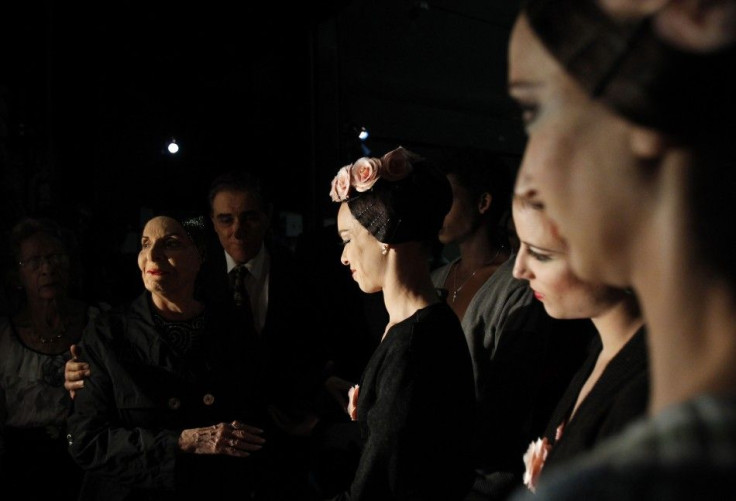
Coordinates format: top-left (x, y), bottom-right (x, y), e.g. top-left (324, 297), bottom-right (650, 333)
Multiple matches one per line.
top-left (512, 200), bottom-right (620, 319)
top-left (508, 13), bottom-right (650, 287)
top-left (337, 203), bottom-right (386, 294)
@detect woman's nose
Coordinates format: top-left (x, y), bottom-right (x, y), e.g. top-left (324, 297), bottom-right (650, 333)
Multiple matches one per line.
top-left (147, 242), bottom-right (165, 261)
top-left (512, 250), bottom-right (532, 280)
top-left (340, 248), bottom-right (349, 266)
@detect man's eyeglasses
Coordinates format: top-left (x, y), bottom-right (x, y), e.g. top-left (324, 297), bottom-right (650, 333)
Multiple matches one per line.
top-left (18, 253), bottom-right (70, 271)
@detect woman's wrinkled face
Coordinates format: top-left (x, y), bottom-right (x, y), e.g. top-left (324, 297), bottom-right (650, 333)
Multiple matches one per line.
top-left (138, 216), bottom-right (202, 299)
top-left (508, 13), bottom-right (646, 287)
top-left (337, 203), bottom-right (386, 293)
top-left (438, 173), bottom-right (482, 246)
top-left (18, 233), bottom-right (70, 302)
top-left (512, 200), bottom-right (621, 319)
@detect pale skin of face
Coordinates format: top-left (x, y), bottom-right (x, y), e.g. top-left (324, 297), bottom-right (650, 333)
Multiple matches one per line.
top-left (508, 12), bottom-right (736, 414)
top-left (337, 202), bottom-right (387, 294)
top-left (337, 202), bottom-right (440, 336)
top-left (210, 189), bottom-right (270, 265)
top-left (138, 216), bottom-right (202, 315)
top-left (512, 200), bottom-right (620, 320)
top-left (509, 13), bottom-right (654, 288)
top-left (68, 216), bottom-right (205, 395)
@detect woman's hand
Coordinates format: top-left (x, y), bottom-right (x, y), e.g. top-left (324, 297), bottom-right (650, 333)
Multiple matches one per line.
top-left (178, 421), bottom-right (265, 457)
top-left (64, 344), bottom-right (90, 399)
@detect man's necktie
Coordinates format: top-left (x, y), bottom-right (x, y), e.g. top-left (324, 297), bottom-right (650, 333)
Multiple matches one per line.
top-left (229, 265), bottom-right (256, 332)
top-left (230, 265), bottom-right (250, 309)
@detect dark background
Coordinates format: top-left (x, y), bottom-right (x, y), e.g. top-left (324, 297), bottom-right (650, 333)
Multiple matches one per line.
top-left (0, 0), bottom-right (525, 303)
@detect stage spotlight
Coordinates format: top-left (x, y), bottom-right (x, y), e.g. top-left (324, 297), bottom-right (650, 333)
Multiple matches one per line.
top-left (358, 127), bottom-right (369, 141)
top-left (167, 138), bottom-right (179, 154)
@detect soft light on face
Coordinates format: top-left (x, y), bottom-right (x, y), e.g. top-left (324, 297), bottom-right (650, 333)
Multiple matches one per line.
top-left (337, 203), bottom-right (386, 293)
top-left (18, 233), bottom-right (70, 302)
top-left (210, 189), bottom-right (270, 265)
top-left (138, 216), bottom-right (202, 299)
top-left (512, 200), bottom-right (620, 319)
top-left (508, 13), bottom-right (643, 287)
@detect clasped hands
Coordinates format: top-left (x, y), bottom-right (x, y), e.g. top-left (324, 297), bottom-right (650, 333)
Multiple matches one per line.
top-left (178, 420), bottom-right (265, 457)
top-left (64, 344), bottom-right (265, 457)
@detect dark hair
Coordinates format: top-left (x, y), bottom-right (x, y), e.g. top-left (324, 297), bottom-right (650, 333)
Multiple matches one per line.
top-left (347, 153), bottom-right (452, 245)
top-left (436, 147), bottom-right (513, 236)
top-left (523, 0), bottom-right (736, 286)
top-left (207, 170), bottom-right (273, 215)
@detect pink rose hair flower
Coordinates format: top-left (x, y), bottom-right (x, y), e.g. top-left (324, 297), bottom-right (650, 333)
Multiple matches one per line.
top-left (330, 165), bottom-right (352, 202)
top-left (328, 146), bottom-right (415, 202)
top-left (523, 437), bottom-right (552, 493)
top-left (351, 157), bottom-right (382, 192)
top-left (347, 384), bottom-right (360, 421)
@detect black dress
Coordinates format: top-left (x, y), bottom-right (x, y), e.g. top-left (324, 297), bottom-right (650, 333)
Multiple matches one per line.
top-left (332, 301), bottom-right (477, 501)
top-left (539, 326), bottom-right (649, 477)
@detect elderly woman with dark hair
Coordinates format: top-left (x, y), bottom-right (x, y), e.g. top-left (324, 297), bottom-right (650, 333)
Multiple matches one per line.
top-left (65, 214), bottom-right (270, 500)
top-left (0, 217), bottom-right (107, 501)
top-left (506, 0), bottom-right (736, 499)
top-left (328, 146), bottom-right (477, 500)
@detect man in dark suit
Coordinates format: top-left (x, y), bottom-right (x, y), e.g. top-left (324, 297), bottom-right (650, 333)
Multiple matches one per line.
top-left (201, 170), bottom-right (325, 417)
top-left (200, 170), bottom-right (327, 499)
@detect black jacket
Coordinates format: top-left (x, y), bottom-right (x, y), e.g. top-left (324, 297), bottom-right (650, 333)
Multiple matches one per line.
top-left (67, 292), bottom-right (266, 501)
top-left (198, 238), bottom-right (327, 411)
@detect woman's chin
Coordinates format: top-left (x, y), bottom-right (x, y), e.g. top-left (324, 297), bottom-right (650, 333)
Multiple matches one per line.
top-left (356, 281), bottom-right (380, 295)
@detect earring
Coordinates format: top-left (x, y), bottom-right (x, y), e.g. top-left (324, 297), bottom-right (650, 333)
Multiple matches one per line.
top-left (381, 244), bottom-right (388, 256)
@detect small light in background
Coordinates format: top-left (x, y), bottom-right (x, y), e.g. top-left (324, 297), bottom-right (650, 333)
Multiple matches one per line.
top-left (358, 127), bottom-right (369, 141)
top-left (167, 138), bottom-right (179, 154)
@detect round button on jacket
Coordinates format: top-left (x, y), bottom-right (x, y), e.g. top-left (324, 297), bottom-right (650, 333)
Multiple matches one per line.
top-left (168, 397), bottom-right (182, 410)
top-left (203, 393), bottom-right (215, 406)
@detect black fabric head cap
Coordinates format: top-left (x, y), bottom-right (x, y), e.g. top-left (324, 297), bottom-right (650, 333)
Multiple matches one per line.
top-left (347, 153), bottom-right (452, 244)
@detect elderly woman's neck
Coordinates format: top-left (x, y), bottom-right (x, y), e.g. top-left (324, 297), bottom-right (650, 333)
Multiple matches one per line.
top-left (151, 292), bottom-right (204, 321)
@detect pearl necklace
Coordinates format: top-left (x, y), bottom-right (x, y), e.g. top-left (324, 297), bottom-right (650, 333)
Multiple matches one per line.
top-left (32, 317), bottom-right (69, 344)
top-left (450, 248), bottom-right (503, 303)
